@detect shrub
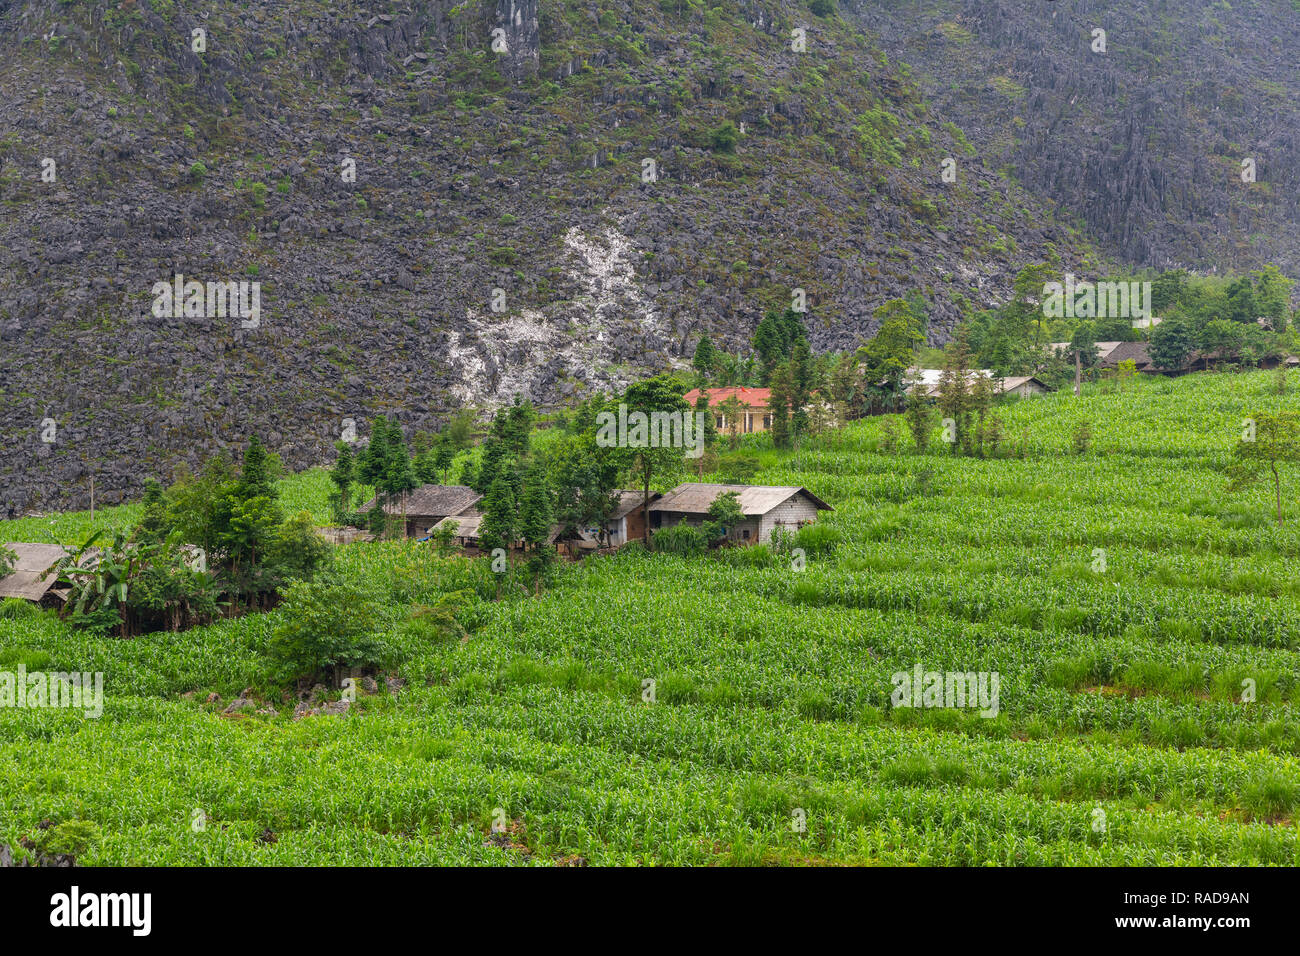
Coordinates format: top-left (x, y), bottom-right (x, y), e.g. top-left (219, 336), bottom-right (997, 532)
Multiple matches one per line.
top-left (709, 120), bottom-right (739, 153)
top-left (795, 521), bottom-right (841, 555)
top-left (33, 819), bottom-right (101, 860)
top-left (267, 570), bottom-right (395, 684)
top-left (652, 522), bottom-right (709, 555)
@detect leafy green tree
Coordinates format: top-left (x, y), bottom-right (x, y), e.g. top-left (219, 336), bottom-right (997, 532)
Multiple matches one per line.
top-left (829, 352), bottom-right (862, 420)
top-left (1198, 319), bottom-right (1244, 359)
top-left (860, 299), bottom-right (924, 411)
top-left (1151, 270), bottom-right (1188, 313)
top-left (357, 418), bottom-right (391, 487)
top-left (1226, 277), bottom-right (1258, 324)
top-left (789, 337), bottom-right (814, 439)
top-left (235, 435), bottom-right (277, 500)
top-left (706, 490), bottom-right (744, 536)
top-left (936, 331), bottom-right (974, 454)
top-left (1011, 262), bottom-right (1058, 346)
top-left (1252, 265), bottom-right (1293, 332)
top-left (433, 438), bottom-right (456, 482)
top-left (503, 396), bottom-right (536, 458)
top-left (1229, 411), bottom-right (1300, 525)
top-left (710, 120), bottom-right (739, 153)
top-left (1150, 317), bottom-right (1194, 370)
top-left (267, 569), bottom-right (393, 685)
top-left (1068, 321), bottom-right (1100, 369)
top-left (267, 511), bottom-right (333, 583)
top-left (768, 362), bottom-right (792, 450)
top-left (443, 408), bottom-right (477, 450)
top-left (616, 375), bottom-right (691, 547)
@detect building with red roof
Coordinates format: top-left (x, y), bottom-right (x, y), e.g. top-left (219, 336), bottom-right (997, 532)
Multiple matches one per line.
top-left (682, 386), bottom-right (773, 434)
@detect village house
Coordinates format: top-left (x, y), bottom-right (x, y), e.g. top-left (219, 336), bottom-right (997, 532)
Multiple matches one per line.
top-left (1097, 340), bottom-right (1155, 373)
top-left (905, 368), bottom-right (1050, 399)
top-left (682, 387), bottom-right (773, 434)
top-left (429, 510), bottom-right (484, 548)
top-left (0, 543), bottom-right (93, 605)
top-left (603, 490), bottom-right (660, 546)
top-left (356, 484), bottom-right (481, 538)
top-left (430, 490), bottom-right (661, 554)
top-left (648, 483), bottom-right (832, 544)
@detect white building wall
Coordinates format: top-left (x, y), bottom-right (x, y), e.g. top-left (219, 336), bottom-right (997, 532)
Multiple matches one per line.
top-left (757, 494), bottom-right (820, 543)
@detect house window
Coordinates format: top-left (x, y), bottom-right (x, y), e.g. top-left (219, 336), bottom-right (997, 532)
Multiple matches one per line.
top-left (742, 528), bottom-right (750, 540)
top-left (763, 415), bottom-right (772, 429)
top-left (715, 415), bottom-right (725, 429)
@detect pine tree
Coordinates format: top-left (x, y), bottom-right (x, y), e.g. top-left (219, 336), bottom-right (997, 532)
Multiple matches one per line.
top-left (380, 419), bottom-right (418, 533)
top-left (519, 466), bottom-right (553, 551)
top-left (769, 362), bottom-right (792, 450)
top-left (236, 435), bottom-right (276, 500)
top-left (905, 389), bottom-right (932, 453)
top-left (357, 418), bottom-right (389, 487)
top-left (329, 442), bottom-right (356, 519)
top-left (789, 338), bottom-right (812, 441)
top-left (937, 331), bottom-right (974, 455)
top-left (479, 474), bottom-right (518, 552)
top-left (137, 479), bottom-right (170, 541)
top-left (434, 437), bottom-right (456, 482)
top-left (693, 334), bottom-right (717, 379)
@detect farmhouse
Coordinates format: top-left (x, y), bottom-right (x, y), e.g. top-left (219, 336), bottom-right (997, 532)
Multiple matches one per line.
top-left (682, 387), bottom-right (773, 434)
top-left (355, 484), bottom-right (481, 538)
top-left (429, 510), bottom-right (484, 548)
top-left (1098, 340), bottom-right (1154, 372)
top-left (430, 491), bottom-right (660, 553)
top-left (649, 483), bottom-right (832, 544)
top-left (604, 490), bottom-right (660, 546)
top-left (0, 542), bottom-right (90, 605)
top-left (905, 368), bottom-right (1050, 399)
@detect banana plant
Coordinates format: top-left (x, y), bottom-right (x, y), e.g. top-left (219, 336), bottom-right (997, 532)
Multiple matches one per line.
top-left (45, 529), bottom-right (138, 636)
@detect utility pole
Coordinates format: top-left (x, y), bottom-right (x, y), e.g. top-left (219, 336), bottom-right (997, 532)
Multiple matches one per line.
top-left (1074, 350), bottom-right (1082, 397)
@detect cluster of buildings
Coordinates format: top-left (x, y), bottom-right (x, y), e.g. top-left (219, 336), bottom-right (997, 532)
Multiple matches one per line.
top-left (355, 481), bottom-right (831, 554)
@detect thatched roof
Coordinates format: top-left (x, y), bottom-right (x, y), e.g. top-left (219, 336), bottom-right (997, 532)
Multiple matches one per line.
top-left (0, 543), bottom-right (73, 602)
top-left (649, 483), bottom-right (832, 516)
top-left (356, 484), bottom-right (481, 519)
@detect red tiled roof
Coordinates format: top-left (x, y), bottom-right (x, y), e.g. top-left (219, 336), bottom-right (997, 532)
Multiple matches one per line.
top-left (682, 386), bottom-right (772, 408)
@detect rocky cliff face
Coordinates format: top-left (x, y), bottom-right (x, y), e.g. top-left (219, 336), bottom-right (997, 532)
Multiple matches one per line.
top-left (851, 0), bottom-right (1300, 272)
top-left (494, 0), bottom-right (540, 79)
top-left (3, 0), bottom-right (1284, 514)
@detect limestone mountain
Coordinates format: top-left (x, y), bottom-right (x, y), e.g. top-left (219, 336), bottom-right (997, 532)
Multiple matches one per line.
top-left (0, 0), bottom-right (1289, 512)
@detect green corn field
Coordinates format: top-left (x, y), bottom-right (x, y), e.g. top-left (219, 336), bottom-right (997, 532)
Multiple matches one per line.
top-left (1, 370), bottom-right (1297, 865)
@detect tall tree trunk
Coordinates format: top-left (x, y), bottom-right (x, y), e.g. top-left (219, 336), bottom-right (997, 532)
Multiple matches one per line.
top-left (1274, 461), bottom-right (1283, 526)
top-left (642, 467), bottom-right (651, 548)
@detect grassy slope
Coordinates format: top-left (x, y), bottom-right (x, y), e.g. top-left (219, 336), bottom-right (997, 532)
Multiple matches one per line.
top-left (2, 370), bottom-right (1299, 865)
